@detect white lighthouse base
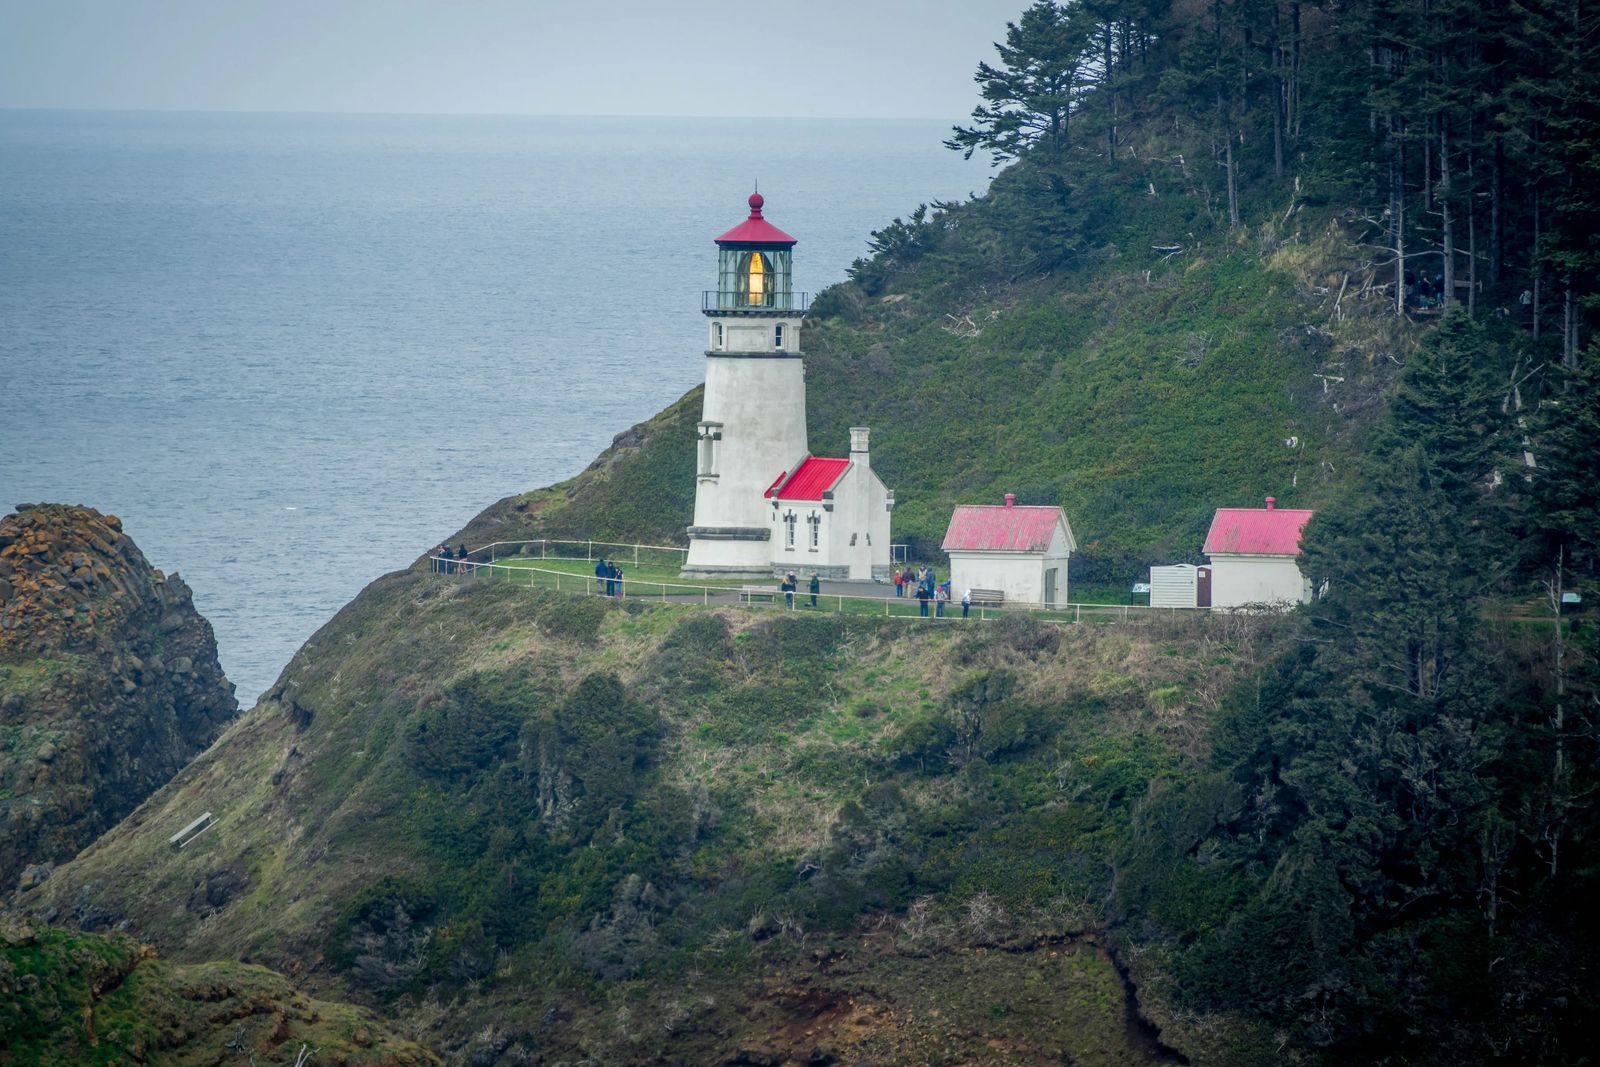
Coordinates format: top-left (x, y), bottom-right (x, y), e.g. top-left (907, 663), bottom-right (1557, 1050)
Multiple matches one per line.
top-left (681, 527), bottom-right (773, 579)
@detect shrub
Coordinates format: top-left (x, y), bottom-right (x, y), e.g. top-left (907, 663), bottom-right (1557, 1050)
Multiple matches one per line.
top-left (406, 675), bottom-right (530, 779)
top-left (536, 594), bottom-right (612, 644)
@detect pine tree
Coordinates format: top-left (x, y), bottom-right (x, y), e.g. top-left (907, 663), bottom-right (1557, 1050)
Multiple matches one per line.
top-left (1381, 312), bottom-right (1514, 503)
top-left (1531, 350), bottom-right (1600, 576)
top-left (946, 1), bottom-right (1096, 165)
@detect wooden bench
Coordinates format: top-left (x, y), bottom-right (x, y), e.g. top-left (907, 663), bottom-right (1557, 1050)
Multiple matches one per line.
top-left (739, 584), bottom-right (780, 603)
top-left (967, 588), bottom-right (1005, 607)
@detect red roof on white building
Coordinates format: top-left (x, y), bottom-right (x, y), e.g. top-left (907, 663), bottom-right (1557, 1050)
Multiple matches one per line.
top-left (1203, 498), bottom-right (1314, 556)
top-left (766, 456), bottom-right (850, 501)
top-left (715, 192), bottom-right (798, 247)
top-left (942, 495), bottom-right (1068, 554)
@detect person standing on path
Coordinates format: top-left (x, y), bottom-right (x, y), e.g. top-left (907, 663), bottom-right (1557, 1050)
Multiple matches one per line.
top-left (916, 581), bottom-right (931, 617)
top-left (595, 558), bottom-right (608, 596)
top-left (935, 582), bottom-right (948, 618)
top-left (962, 587), bottom-right (972, 618)
top-left (781, 571), bottom-right (797, 609)
top-left (894, 570), bottom-right (904, 597)
top-left (809, 573), bottom-right (820, 608)
top-left (457, 543), bottom-right (469, 575)
top-left (613, 565), bottom-right (625, 598)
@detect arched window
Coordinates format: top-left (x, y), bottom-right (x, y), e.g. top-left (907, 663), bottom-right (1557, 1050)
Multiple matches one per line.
top-left (740, 252), bottom-right (770, 307)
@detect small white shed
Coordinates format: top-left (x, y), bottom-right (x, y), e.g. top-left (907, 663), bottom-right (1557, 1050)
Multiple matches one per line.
top-left (1203, 497), bottom-right (1314, 609)
top-left (941, 494), bottom-right (1076, 608)
top-left (1149, 564), bottom-right (1212, 608)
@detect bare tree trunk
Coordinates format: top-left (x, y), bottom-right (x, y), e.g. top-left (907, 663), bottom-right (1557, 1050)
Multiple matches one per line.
top-left (1441, 119), bottom-right (1454, 310)
top-left (1105, 23), bottom-right (1117, 162)
top-left (1563, 281), bottom-right (1577, 366)
top-left (1424, 115), bottom-right (1434, 212)
top-left (1290, 2), bottom-right (1302, 142)
top-left (1490, 138), bottom-right (1503, 286)
top-left (1467, 140), bottom-right (1478, 317)
top-left (1533, 189), bottom-right (1542, 341)
top-left (1272, 4), bottom-right (1286, 179)
top-left (1393, 126), bottom-right (1406, 316)
top-left (1545, 548), bottom-right (1569, 878)
top-left (1226, 128), bottom-right (1240, 229)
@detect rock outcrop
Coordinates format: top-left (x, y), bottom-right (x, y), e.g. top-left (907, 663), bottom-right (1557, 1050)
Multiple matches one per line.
top-left (0, 504), bottom-right (237, 891)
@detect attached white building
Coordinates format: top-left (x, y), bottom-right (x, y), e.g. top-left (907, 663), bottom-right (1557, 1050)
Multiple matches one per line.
top-left (1203, 496), bottom-right (1314, 609)
top-left (766, 428), bottom-right (893, 580)
top-left (941, 495), bottom-right (1076, 608)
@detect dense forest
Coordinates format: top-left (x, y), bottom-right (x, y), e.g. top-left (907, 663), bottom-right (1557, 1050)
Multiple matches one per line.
top-left (859, 1), bottom-right (1600, 1059)
top-left (864, 0), bottom-right (1600, 356)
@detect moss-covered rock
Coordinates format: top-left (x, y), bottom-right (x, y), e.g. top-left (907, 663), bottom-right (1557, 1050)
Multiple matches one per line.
top-left (0, 505), bottom-right (237, 892)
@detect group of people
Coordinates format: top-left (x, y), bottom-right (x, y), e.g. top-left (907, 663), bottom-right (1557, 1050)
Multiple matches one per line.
top-left (432, 543), bottom-right (470, 574)
top-left (779, 570), bottom-right (822, 608)
top-left (893, 565), bottom-right (970, 617)
top-left (593, 558), bottom-right (626, 598)
top-left (1406, 271), bottom-right (1451, 310)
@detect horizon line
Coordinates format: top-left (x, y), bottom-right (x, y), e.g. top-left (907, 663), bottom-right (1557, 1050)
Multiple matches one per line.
top-left (0, 104), bottom-right (964, 124)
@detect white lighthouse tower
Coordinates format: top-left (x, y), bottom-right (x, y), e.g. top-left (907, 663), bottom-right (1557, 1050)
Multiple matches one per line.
top-left (682, 192), bottom-right (810, 578)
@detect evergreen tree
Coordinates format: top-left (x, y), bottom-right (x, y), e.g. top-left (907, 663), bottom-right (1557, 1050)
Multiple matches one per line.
top-left (946, 1), bottom-right (1096, 165)
top-left (1380, 313), bottom-right (1515, 517)
top-left (1532, 346), bottom-right (1600, 578)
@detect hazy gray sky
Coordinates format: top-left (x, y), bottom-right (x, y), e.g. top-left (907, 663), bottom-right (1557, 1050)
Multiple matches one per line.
top-left (0, 0), bottom-right (1029, 118)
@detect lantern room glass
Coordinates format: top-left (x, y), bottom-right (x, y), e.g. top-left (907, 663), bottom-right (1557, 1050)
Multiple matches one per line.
top-left (717, 247), bottom-right (793, 310)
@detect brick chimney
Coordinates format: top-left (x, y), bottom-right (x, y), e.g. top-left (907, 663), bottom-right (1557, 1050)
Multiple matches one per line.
top-left (1004, 493), bottom-right (1015, 508)
top-left (1265, 496), bottom-right (1276, 510)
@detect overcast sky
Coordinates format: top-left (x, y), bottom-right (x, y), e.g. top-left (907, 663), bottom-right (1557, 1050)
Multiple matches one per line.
top-left (0, 0), bottom-right (1029, 118)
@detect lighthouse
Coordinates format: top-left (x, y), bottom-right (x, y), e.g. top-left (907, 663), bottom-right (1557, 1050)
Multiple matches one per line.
top-left (682, 192), bottom-right (810, 578)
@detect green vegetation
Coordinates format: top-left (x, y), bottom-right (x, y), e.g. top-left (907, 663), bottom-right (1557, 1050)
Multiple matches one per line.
top-left (16, 0), bottom-right (1600, 1061)
top-left (29, 573), bottom-right (1292, 1062)
top-left (0, 923), bottom-right (436, 1065)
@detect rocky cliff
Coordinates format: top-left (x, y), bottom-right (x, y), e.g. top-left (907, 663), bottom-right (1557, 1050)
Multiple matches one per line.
top-left (0, 504), bottom-right (238, 891)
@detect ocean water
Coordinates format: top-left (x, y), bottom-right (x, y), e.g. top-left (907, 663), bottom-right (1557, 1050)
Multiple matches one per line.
top-left (0, 111), bottom-right (985, 701)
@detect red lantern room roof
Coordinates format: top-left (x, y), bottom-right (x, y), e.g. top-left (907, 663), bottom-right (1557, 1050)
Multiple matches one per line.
top-left (715, 191), bottom-right (797, 247)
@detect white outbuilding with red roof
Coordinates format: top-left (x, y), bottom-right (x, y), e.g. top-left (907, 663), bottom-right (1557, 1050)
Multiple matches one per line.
top-left (1202, 496), bottom-right (1315, 609)
top-left (941, 495), bottom-right (1077, 608)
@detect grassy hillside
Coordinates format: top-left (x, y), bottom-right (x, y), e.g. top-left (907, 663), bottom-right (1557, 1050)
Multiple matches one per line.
top-left (24, 569), bottom-right (1291, 1063)
top-left (0, 921), bottom-right (436, 1065)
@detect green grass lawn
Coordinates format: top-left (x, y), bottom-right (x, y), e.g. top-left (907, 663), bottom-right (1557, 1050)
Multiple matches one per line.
top-left (476, 554), bottom-right (727, 588)
top-left (440, 555), bottom-right (1164, 625)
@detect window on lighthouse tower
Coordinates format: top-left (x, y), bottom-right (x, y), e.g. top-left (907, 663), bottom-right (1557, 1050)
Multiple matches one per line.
top-left (741, 252), bottom-right (769, 307)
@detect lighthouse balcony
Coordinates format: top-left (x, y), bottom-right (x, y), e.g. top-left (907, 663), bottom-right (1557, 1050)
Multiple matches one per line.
top-left (702, 291), bottom-right (810, 315)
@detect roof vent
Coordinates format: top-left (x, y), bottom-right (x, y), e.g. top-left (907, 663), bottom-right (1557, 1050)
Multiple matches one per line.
top-left (1004, 493), bottom-right (1015, 508)
top-left (1265, 496), bottom-right (1277, 510)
